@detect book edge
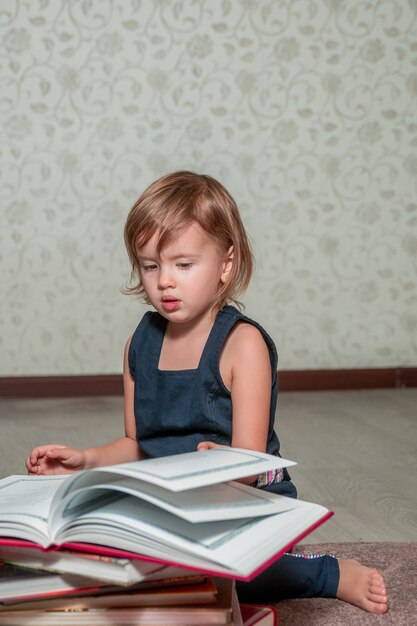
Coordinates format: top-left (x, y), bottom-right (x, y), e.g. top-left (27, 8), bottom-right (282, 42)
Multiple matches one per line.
top-left (0, 511), bottom-right (333, 582)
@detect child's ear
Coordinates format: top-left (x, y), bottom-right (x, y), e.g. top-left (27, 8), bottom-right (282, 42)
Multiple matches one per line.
top-left (220, 246), bottom-right (234, 284)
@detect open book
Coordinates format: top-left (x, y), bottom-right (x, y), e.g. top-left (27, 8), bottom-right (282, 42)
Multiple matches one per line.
top-left (0, 448), bottom-right (332, 581)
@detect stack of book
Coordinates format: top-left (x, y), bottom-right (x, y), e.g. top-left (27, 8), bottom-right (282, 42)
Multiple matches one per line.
top-left (0, 448), bottom-right (332, 625)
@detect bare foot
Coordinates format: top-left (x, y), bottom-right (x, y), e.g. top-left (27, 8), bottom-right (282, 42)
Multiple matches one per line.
top-left (336, 559), bottom-right (388, 613)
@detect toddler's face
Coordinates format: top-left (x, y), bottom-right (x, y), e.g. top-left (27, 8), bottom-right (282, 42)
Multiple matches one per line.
top-left (137, 221), bottom-right (231, 325)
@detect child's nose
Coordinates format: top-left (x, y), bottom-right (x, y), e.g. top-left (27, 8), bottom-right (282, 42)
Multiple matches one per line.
top-left (158, 267), bottom-right (175, 289)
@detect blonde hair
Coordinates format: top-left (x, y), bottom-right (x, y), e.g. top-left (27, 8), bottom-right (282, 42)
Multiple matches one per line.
top-left (124, 171), bottom-right (253, 310)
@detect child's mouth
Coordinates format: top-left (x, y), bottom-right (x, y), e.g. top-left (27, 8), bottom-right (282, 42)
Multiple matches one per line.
top-left (161, 298), bottom-right (180, 312)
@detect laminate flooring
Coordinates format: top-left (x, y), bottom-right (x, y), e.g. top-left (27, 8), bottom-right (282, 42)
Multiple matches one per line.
top-left (1, 388), bottom-right (416, 543)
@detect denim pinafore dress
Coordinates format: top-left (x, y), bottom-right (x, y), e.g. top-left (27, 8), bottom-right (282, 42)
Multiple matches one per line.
top-left (128, 304), bottom-right (294, 495)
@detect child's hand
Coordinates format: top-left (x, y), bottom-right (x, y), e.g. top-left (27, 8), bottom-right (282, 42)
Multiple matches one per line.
top-left (197, 442), bottom-right (258, 485)
top-left (25, 444), bottom-right (86, 475)
top-left (197, 441), bottom-right (230, 452)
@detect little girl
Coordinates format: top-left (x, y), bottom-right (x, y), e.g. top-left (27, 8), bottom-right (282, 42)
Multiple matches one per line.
top-left (26, 171), bottom-right (388, 613)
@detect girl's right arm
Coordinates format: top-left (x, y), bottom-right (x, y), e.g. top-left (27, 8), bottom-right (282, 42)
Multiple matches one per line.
top-left (25, 338), bottom-right (142, 475)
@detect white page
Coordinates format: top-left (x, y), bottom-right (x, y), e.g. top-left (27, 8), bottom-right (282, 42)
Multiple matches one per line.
top-left (58, 448), bottom-right (296, 495)
top-left (55, 477), bottom-right (298, 523)
top-left (0, 475), bottom-right (66, 546)
top-left (54, 492), bottom-right (328, 578)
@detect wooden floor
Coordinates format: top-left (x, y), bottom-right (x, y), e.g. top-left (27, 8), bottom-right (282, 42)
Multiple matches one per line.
top-left (1, 388), bottom-right (416, 544)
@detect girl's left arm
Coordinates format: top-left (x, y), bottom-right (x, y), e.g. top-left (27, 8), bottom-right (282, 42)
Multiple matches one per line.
top-left (198, 322), bottom-right (272, 483)
top-left (227, 322), bottom-right (272, 452)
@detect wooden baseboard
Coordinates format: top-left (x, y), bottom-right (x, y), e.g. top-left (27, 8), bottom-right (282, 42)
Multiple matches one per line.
top-left (279, 368), bottom-right (417, 391)
top-left (0, 375), bottom-right (124, 398)
top-left (0, 368), bottom-right (416, 398)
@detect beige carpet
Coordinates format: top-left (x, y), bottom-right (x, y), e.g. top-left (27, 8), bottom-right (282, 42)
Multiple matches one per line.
top-left (277, 542), bottom-right (417, 625)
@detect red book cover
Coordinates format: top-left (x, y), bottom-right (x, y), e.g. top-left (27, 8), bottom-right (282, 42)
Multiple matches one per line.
top-left (240, 603), bottom-right (278, 626)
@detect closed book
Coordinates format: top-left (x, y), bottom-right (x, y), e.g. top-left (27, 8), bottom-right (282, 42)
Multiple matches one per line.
top-left (0, 577), bottom-right (235, 625)
top-left (0, 575), bottom-right (217, 610)
top-left (0, 561), bottom-right (113, 604)
top-left (0, 545), bottom-right (192, 586)
top-left (240, 604), bottom-right (278, 626)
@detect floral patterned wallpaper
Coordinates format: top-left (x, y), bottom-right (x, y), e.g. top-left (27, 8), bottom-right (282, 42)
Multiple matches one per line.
top-left (1, 0), bottom-right (416, 376)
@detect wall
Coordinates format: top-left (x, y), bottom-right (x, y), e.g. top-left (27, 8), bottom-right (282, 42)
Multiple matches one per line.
top-left (1, 0), bottom-right (416, 376)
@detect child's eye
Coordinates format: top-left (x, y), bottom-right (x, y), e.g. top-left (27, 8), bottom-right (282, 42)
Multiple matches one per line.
top-left (142, 264), bottom-right (157, 272)
top-left (177, 263), bottom-right (193, 269)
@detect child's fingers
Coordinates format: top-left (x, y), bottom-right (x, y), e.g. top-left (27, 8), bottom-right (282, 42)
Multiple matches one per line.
top-left (197, 441), bottom-right (210, 451)
top-left (27, 448), bottom-right (46, 468)
top-left (197, 441), bottom-right (230, 451)
top-left (45, 446), bottom-right (76, 461)
top-left (26, 444), bottom-right (68, 473)
top-left (45, 447), bottom-right (83, 469)
top-left (25, 455), bottom-right (38, 473)
top-left (29, 444), bottom-right (65, 464)
top-left (44, 447), bottom-right (71, 458)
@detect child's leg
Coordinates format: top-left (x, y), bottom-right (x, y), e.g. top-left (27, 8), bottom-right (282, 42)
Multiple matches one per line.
top-left (236, 553), bottom-right (339, 603)
top-left (236, 553), bottom-right (388, 614)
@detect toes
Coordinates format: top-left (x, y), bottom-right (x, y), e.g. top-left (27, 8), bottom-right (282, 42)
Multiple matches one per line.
top-left (369, 582), bottom-right (386, 596)
top-left (370, 602), bottom-right (388, 615)
top-left (369, 573), bottom-right (386, 594)
top-left (359, 597), bottom-right (388, 614)
top-left (369, 569), bottom-right (384, 582)
top-left (368, 590), bottom-right (388, 603)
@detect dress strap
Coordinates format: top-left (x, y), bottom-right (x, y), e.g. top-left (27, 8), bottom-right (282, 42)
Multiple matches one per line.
top-left (128, 311), bottom-right (166, 376)
top-left (200, 305), bottom-right (278, 378)
top-left (199, 306), bottom-right (243, 372)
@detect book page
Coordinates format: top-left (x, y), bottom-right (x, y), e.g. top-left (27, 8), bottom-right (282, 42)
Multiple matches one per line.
top-left (0, 475), bottom-right (66, 547)
top-left (58, 448), bottom-right (296, 495)
top-left (54, 492), bottom-right (329, 579)
top-left (54, 476), bottom-right (298, 524)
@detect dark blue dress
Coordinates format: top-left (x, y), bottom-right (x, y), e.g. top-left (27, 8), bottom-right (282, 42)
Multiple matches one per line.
top-left (128, 305), bottom-right (339, 601)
